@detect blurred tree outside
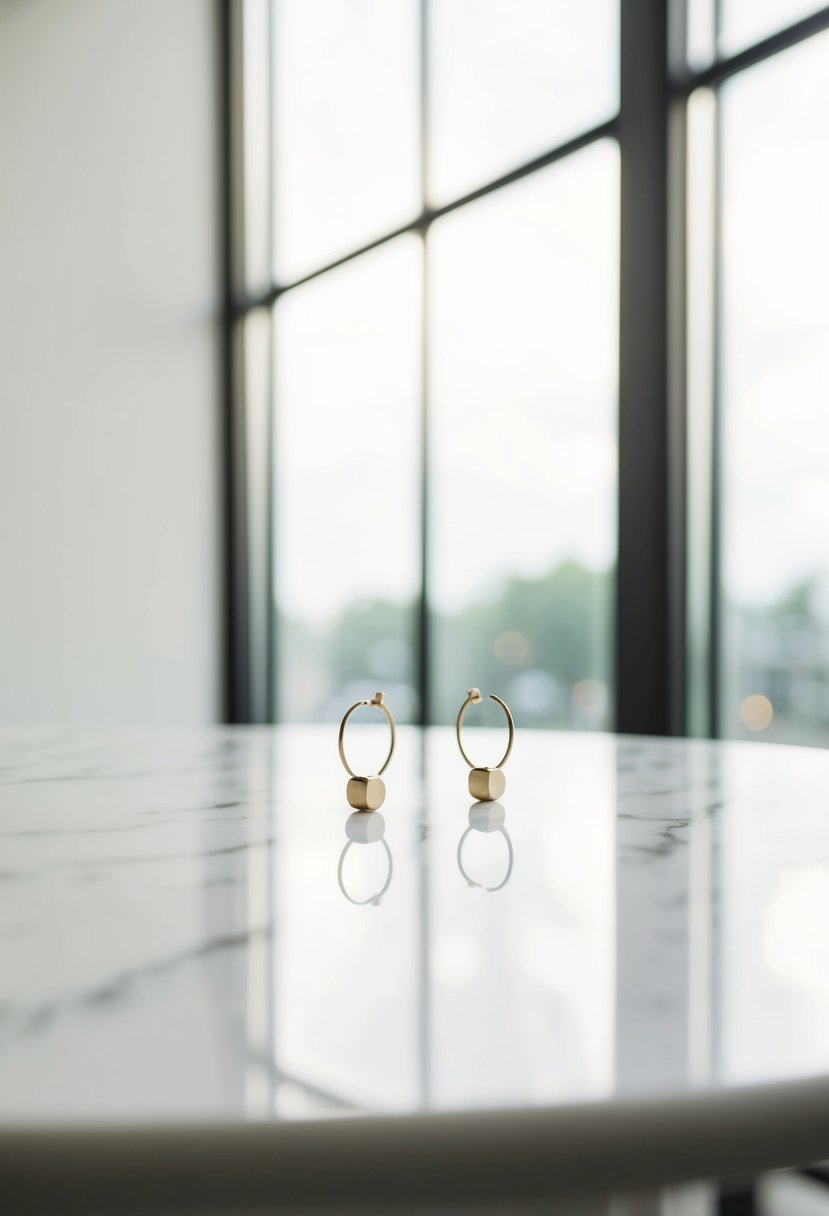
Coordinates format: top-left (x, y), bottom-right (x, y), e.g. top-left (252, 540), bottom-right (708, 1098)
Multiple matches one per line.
top-left (728, 575), bottom-right (829, 745)
top-left (279, 566), bottom-right (829, 743)
top-left (278, 559), bottom-right (613, 729)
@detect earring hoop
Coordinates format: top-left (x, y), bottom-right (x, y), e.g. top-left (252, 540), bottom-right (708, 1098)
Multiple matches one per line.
top-left (455, 688), bottom-right (515, 801)
top-left (457, 826), bottom-right (514, 893)
top-left (338, 810), bottom-right (393, 905)
top-left (338, 691), bottom-right (395, 811)
top-left (338, 838), bottom-right (394, 905)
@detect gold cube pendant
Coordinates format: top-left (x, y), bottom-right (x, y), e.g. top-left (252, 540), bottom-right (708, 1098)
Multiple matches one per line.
top-left (468, 766), bottom-right (506, 802)
top-left (346, 775), bottom-right (386, 812)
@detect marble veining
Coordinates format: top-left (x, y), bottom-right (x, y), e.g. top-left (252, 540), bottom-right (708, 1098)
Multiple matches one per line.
top-left (0, 726), bottom-right (828, 1124)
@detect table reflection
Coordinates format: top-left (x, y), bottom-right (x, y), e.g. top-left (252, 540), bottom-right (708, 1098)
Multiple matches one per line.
top-left (266, 728), bottom-right (617, 1118)
top-left (337, 812), bottom-right (394, 906)
top-left (456, 801), bottom-right (514, 892)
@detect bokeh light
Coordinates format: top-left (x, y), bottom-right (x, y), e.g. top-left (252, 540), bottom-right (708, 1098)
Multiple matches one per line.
top-left (739, 693), bottom-right (774, 731)
top-left (493, 630), bottom-right (530, 666)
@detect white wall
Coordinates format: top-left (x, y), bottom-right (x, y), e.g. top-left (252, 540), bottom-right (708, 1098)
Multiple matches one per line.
top-left (0, 0), bottom-right (223, 725)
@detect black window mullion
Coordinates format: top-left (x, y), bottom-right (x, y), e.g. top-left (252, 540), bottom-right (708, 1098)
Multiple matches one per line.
top-left (222, 0), bottom-right (251, 724)
top-left (708, 85), bottom-right (723, 741)
top-left (616, 0), bottom-right (679, 736)
top-left (671, 3), bottom-right (829, 94)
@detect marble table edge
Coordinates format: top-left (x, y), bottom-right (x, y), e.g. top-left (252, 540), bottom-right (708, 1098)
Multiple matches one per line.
top-left (1, 1074), bottom-right (827, 1213)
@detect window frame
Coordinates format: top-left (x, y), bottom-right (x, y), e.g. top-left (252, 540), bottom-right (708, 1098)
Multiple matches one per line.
top-left (221, 0), bottom-right (829, 734)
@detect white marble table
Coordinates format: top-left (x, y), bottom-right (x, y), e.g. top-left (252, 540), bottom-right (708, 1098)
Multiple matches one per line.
top-left (1, 726), bottom-right (828, 1213)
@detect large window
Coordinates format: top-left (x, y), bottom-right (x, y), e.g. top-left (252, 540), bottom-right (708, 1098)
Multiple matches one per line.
top-left (684, 4), bottom-right (829, 744)
top-left (228, 0), bottom-right (829, 745)
top-left (718, 34), bottom-right (829, 745)
top-left (232, 0), bottom-right (619, 729)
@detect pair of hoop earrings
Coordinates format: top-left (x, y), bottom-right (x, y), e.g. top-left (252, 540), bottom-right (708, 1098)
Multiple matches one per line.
top-left (337, 687), bottom-right (515, 811)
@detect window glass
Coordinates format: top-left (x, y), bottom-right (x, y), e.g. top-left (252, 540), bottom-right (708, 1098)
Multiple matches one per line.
top-left (719, 33), bottom-right (829, 744)
top-left (685, 89), bottom-right (717, 737)
top-left (429, 141), bottom-right (619, 730)
top-left (274, 237), bottom-right (421, 722)
top-left (428, 0), bottom-right (618, 205)
top-left (241, 0), bottom-right (271, 293)
top-left (719, 0), bottom-right (826, 57)
top-left (242, 309), bottom-right (273, 722)
top-left (273, 0), bottom-right (419, 282)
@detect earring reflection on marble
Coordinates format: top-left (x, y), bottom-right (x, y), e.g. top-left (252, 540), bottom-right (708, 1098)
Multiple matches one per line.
top-left (338, 691), bottom-right (395, 811)
top-left (455, 688), bottom-right (515, 801)
top-left (338, 812), bottom-right (393, 906)
top-left (457, 801), bottom-right (514, 893)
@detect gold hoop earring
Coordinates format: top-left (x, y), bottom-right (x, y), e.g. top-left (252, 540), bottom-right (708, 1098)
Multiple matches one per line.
top-left (338, 691), bottom-right (395, 811)
top-left (455, 688), bottom-right (515, 801)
